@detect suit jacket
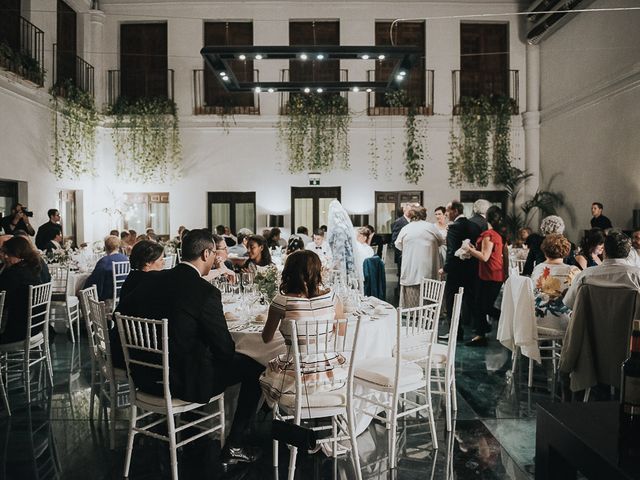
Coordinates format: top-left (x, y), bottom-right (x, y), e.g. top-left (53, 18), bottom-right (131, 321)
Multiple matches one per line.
top-left (443, 216), bottom-right (481, 283)
top-left (391, 216), bottom-right (409, 263)
top-left (469, 214), bottom-right (488, 233)
top-left (35, 222), bottom-right (62, 250)
top-left (115, 263), bottom-right (236, 403)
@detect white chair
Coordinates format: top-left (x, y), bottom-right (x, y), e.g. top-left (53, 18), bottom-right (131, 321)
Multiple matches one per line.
top-left (354, 304), bottom-right (439, 468)
top-left (163, 254), bottom-right (176, 270)
top-left (115, 313), bottom-right (225, 480)
top-left (380, 243), bottom-right (388, 263)
top-left (0, 283), bottom-right (53, 405)
top-left (430, 288), bottom-right (463, 432)
top-left (176, 248), bottom-right (182, 263)
top-left (419, 278), bottom-right (446, 321)
top-left (0, 291), bottom-right (9, 415)
top-left (88, 297), bottom-right (129, 449)
top-left (49, 265), bottom-right (80, 342)
top-left (79, 286), bottom-right (100, 419)
top-left (272, 316), bottom-right (363, 480)
top-left (111, 261), bottom-right (131, 311)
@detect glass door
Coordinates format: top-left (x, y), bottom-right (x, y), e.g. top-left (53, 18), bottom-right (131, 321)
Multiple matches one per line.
top-left (291, 187), bottom-right (341, 232)
top-left (207, 192), bottom-right (256, 234)
top-left (374, 190), bottom-right (423, 237)
top-left (58, 189), bottom-right (77, 246)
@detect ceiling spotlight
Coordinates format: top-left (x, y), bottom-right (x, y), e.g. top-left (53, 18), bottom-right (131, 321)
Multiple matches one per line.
top-left (300, 53), bottom-right (308, 60)
top-left (316, 88), bottom-right (323, 93)
top-left (378, 54), bottom-right (385, 60)
top-left (222, 76), bottom-right (229, 81)
top-left (361, 54), bottom-right (370, 60)
top-left (268, 88), bottom-right (275, 93)
top-left (255, 54), bottom-right (263, 60)
top-left (254, 86), bottom-right (261, 93)
top-left (366, 88), bottom-right (372, 93)
top-left (352, 86), bottom-right (360, 92)
top-left (396, 75), bottom-right (404, 81)
top-left (238, 54), bottom-right (246, 60)
top-left (316, 54), bottom-right (324, 60)
top-left (303, 87), bottom-right (311, 93)
top-left (399, 70), bottom-right (407, 76)
top-left (219, 71), bottom-right (226, 76)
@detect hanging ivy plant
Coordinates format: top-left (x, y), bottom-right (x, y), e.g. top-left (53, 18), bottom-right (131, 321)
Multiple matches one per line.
top-left (106, 97), bottom-right (182, 183)
top-left (448, 95), bottom-right (515, 187)
top-left (50, 79), bottom-right (98, 179)
top-left (386, 90), bottom-right (425, 185)
top-left (277, 93), bottom-right (351, 173)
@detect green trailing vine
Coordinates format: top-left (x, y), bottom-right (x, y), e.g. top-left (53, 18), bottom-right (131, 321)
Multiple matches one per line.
top-left (106, 97), bottom-right (182, 183)
top-left (386, 90), bottom-right (425, 185)
top-left (448, 95), bottom-right (515, 187)
top-left (0, 40), bottom-right (45, 85)
top-left (50, 79), bottom-right (98, 179)
top-left (277, 93), bottom-right (351, 173)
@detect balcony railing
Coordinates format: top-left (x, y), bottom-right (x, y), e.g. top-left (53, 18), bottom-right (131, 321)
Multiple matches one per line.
top-left (0, 16), bottom-right (45, 86)
top-left (366, 69), bottom-right (434, 116)
top-left (278, 69), bottom-right (349, 115)
top-left (192, 68), bottom-right (260, 115)
top-left (452, 69), bottom-right (519, 114)
top-left (52, 43), bottom-right (95, 97)
top-left (107, 69), bottom-right (175, 106)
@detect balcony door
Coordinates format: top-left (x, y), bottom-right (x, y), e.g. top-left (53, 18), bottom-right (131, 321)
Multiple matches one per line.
top-left (374, 190), bottom-right (423, 237)
top-left (0, 0), bottom-right (21, 51)
top-left (460, 23), bottom-right (509, 99)
top-left (120, 23), bottom-right (167, 100)
top-left (56, 0), bottom-right (76, 85)
top-left (207, 192), bottom-right (256, 235)
top-left (291, 186), bottom-right (341, 232)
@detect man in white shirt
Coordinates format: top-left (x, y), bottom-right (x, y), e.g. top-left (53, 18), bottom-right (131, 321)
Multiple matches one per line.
top-left (306, 229), bottom-right (332, 264)
top-left (626, 229), bottom-right (640, 267)
top-left (564, 230), bottom-right (640, 309)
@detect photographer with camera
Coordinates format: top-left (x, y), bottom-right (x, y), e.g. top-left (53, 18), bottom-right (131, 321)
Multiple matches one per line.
top-left (2, 203), bottom-right (35, 236)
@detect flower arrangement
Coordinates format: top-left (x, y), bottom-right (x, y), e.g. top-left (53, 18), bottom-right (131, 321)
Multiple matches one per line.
top-left (161, 238), bottom-right (181, 255)
top-left (44, 246), bottom-right (74, 265)
top-left (254, 265), bottom-right (279, 303)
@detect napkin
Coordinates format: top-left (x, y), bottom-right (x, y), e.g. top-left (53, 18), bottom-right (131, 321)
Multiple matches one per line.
top-left (254, 313), bottom-right (267, 323)
top-left (455, 239), bottom-right (472, 260)
top-left (224, 311), bottom-right (240, 322)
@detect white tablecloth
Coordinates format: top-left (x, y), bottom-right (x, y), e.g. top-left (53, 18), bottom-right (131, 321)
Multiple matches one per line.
top-left (67, 272), bottom-right (91, 297)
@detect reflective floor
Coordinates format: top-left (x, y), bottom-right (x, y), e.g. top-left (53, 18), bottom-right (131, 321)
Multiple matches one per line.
top-left (0, 321), bottom-right (556, 480)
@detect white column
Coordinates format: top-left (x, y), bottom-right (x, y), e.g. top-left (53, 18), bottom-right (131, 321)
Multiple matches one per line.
top-left (523, 43), bottom-right (541, 199)
top-left (86, 9), bottom-right (105, 105)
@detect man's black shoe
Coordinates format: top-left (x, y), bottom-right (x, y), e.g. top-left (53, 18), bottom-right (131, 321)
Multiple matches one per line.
top-left (221, 445), bottom-right (262, 466)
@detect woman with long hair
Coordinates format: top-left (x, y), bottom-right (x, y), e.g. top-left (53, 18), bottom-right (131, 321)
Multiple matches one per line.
top-left (259, 250), bottom-right (345, 405)
top-left (241, 235), bottom-right (273, 272)
top-left (464, 206), bottom-right (506, 346)
top-left (0, 236), bottom-right (49, 344)
top-left (573, 228), bottom-right (605, 270)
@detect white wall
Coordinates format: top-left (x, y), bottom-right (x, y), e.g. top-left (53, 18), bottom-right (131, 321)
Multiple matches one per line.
top-left (539, 0), bottom-right (640, 242)
top-left (0, 0), bottom-right (528, 243)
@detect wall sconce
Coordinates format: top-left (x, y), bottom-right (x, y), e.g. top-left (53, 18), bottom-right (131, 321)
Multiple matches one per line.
top-left (267, 215), bottom-right (284, 228)
top-left (349, 214), bottom-right (370, 227)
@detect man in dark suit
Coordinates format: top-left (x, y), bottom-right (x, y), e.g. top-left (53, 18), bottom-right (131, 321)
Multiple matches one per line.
top-left (115, 229), bottom-right (264, 466)
top-left (35, 209), bottom-right (63, 250)
top-left (441, 201), bottom-right (482, 341)
top-left (391, 204), bottom-right (414, 276)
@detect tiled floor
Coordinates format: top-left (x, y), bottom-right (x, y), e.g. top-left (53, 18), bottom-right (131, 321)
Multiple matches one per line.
top-left (0, 318), bottom-right (558, 480)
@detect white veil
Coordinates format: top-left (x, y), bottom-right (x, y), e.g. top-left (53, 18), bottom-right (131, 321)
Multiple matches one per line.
top-left (326, 200), bottom-right (357, 280)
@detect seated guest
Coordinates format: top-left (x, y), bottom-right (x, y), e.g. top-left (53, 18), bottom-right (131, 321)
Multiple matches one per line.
top-left (215, 225), bottom-right (236, 247)
top-left (109, 229), bottom-right (119, 237)
top-left (260, 250), bottom-right (345, 404)
top-left (285, 235), bottom-right (305, 256)
top-left (0, 236), bottom-right (51, 344)
top-left (228, 228), bottom-right (252, 257)
top-left (83, 235), bottom-right (128, 301)
top-left (628, 229), bottom-right (640, 267)
top-left (127, 229), bottom-right (137, 248)
top-left (267, 227), bottom-right (286, 249)
top-left (296, 226), bottom-right (312, 245)
top-left (205, 234), bottom-right (236, 282)
top-left (35, 208), bottom-right (62, 250)
top-left (115, 229), bottom-right (264, 465)
top-left (572, 228), bottom-right (605, 270)
top-left (564, 230), bottom-right (640, 309)
top-left (174, 225), bottom-right (186, 243)
top-left (531, 234), bottom-right (581, 332)
top-left (306, 229), bottom-right (332, 265)
top-left (135, 234), bottom-right (149, 243)
top-left (119, 240), bottom-right (165, 299)
top-left (513, 227), bottom-right (533, 249)
top-left (45, 230), bottom-right (63, 253)
top-left (522, 215), bottom-right (568, 275)
top-left (120, 230), bottom-right (132, 255)
top-left (241, 235), bottom-right (273, 272)
top-left (145, 228), bottom-right (158, 242)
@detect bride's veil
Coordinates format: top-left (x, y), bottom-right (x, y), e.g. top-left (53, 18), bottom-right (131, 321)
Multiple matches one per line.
top-left (326, 200), bottom-right (357, 280)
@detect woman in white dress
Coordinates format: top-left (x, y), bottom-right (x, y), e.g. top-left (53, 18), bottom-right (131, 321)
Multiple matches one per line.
top-left (434, 206), bottom-right (448, 268)
top-left (395, 206), bottom-right (446, 307)
top-left (354, 226), bottom-right (375, 283)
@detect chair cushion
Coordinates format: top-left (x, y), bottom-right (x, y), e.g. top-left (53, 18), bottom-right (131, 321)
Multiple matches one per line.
top-left (0, 332), bottom-right (44, 352)
top-left (135, 390), bottom-right (222, 410)
top-left (278, 388), bottom-right (346, 410)
top-left (355, 357), bottom-right (423, 389)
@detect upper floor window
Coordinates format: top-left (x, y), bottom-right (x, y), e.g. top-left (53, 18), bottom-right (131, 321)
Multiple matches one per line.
top-left (288, 20), bottom-right (340, 92)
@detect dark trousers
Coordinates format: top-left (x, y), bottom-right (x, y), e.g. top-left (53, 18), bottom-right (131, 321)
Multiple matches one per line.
top-left (219, 353), bottom-right (265, 445)
top-left (473, 279), bottom-right (503, 336)
top-left (444, 274), bottom-right (476, 337)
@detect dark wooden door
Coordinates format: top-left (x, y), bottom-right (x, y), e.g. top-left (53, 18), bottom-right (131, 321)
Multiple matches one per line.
top-left (291, 186), bottom-right (341, 232)
top-left (56, 0), bottom-right (76, 85)
top-left (120, 23), bottom-right (167, 100)
top-left (374, 190), bottom-right (423, 236)
top-left (207, 192), bottom-right (256, 234)
top-left (460, 23), bottom-right (509, 98)
top-left (0, 0), bottom-right (21, 50)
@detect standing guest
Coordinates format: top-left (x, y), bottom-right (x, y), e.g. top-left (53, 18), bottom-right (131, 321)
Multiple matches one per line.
top-left (2, 203), bottom-right (35, 236)
top-left (441, 201), bottom-right (482, 341)
top-left (354, 226), bottom-right (375, 282)
top-left (267, 228), bottom-right (286, 249)
top-left (469, 199), bottom-right (490, 233)
top-left (228, 228), bottom-right (252, 257)
top-left (135, 234), bottom-right (149, 243)
top-left (564, 230), bottom-right (640, 309)
top-left (115, 229), bottom-right (264, 465)
top-left (241, 235), bottom-right (273, 272)
top-left (127, 229), bottom-right (137, 247)
top-left (0, 236), bottom-right (51, 344)
top-left (395, 206), bottom-right (445, 307)
top-left (175, 225), bottom-right (186, 243)
top-left (119, 240), bottom-right (165, 300)
top-left (260, 250), bottom-right (345, 405)
top-left (522, 215), bottom-right (568, 276)
top-left (572, 228), bottom-right (605, 270)
top-left (215, 225), bottom-right (236, 247)
top-left (391, 204), bottom-right (414, 276)
top-left (145, 228), bottom-right (158, 242)
top-left (109, 229), bottom-right (119, 237)
top-left (531, 234), bottom-right (581, 332)
top-left (434, 206), bottom-right (449, 268)
top-left (366, 224), bottom-right (385, 258)
top-left (83, 235), bottom-right (128, 302)
top-left (590, 202), bottom-right (612, 230)
top-left (120, 230), bottom-right (132, 255)
top-left (295, 226), bottom-right (312, 245)
top-left (35, 209), bottom-right (62, 250)
top-left (306, 229), bottom-right (332, 264)
top-left (627, 229), bottom-right (640, 267)
top-left (464, 206), bottom-right (506, 346)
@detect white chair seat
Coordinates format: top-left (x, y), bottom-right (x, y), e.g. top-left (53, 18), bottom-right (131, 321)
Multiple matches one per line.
top-left (136, 390), bottom-right (221, 414)
top-left (396, 341), bottom-right (450, 364)
top-left (537, 326), bottom-right (564, 339)
top-left (0, 332), bottom-right (44, 352)
top-left (279, 388), bottom-right (346, 410)
top-left (355, 357), bottom-right (424, 390)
